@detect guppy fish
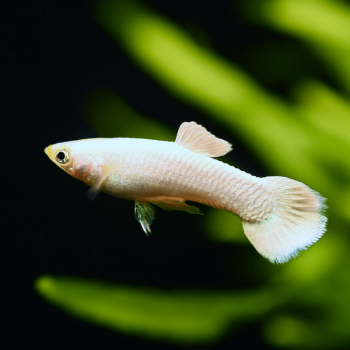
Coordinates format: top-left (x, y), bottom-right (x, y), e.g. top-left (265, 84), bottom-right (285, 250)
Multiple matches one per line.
top-left (45, 121), bottom-right (327, 263)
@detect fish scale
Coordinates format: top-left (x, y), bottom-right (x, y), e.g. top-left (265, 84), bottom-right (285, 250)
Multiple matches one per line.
top-left (127, 144), bottom-right (273, 222)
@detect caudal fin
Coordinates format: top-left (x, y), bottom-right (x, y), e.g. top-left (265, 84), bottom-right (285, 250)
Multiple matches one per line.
top-left (242, 177), bottom-right (327, 264)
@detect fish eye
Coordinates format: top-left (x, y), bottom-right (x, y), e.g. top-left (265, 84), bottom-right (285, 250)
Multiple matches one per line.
top-left (54, 148), bottom-right (70, 164)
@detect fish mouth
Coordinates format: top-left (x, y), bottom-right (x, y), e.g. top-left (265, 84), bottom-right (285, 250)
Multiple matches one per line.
top-left (44, 145), bottom-right (54, 159)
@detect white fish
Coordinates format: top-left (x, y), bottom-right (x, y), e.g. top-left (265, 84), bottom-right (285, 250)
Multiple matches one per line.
top-left (45, 121), bottom-right (327, 263)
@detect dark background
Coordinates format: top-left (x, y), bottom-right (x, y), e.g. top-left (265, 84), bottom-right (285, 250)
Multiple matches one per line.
top-left (2, 1), bottom-right (332, 349)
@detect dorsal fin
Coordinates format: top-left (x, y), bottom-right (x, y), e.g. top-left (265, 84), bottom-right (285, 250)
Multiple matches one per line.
top-left (175, 121), bottom-right (232, 157)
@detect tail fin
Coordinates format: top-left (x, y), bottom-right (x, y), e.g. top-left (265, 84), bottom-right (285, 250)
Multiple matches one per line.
top-left (242, 177), bottom-right (327, 264)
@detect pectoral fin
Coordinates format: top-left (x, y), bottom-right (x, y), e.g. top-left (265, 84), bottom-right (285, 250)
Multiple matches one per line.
top-left (152, 199), bottom-right (203, 215)
top-left (134, 201), bottom-right (156, 236)
top-left (87, 165), bottom-right (117, 200)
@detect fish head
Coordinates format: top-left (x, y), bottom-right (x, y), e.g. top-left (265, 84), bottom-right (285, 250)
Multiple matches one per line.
top-left (45, 141), bottom-right (75, 175)
top-left (44, 139), bottom-right (103, 185)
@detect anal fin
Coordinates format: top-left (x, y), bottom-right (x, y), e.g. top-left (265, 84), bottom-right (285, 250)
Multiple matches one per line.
top-left (152, 199), bottom-right (203, 215)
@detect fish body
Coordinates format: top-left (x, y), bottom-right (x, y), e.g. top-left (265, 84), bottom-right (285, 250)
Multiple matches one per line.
top-left (45, 122), bottom-right (327, 263)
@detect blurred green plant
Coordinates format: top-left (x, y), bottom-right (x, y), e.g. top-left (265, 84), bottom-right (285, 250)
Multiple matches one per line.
top-left (36, 275), bottom-right (274, 344)
top-left (36, 0), bottom-right (350, 348)
top-left (243, 0), bottom-right (350, 93)
top-left (83, 89), bottom-right (174, 141)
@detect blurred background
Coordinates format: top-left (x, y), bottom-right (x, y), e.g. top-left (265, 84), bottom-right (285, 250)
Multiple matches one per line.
top-left (3, 0), bottom-right (350, 348)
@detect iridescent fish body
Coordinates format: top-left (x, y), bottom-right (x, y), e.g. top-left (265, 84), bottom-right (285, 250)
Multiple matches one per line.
top-left (45, 122), bottom-right (327, 263)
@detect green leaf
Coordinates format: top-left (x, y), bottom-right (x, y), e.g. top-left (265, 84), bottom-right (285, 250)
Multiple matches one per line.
top-left (36, 275), bottom-right (274, 344)
top-left (248, 0), bottom-right (350, 93)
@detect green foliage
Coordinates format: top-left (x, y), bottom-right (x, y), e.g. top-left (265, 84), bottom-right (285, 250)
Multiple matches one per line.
top-left (36, 275), bottom-right (273, 344)
top-left (248, 0), bottom-right (350, 92)
top-left (83, 89), bottom-right (174, 140)
top-left (37, 0), bottom-right (350, 347)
